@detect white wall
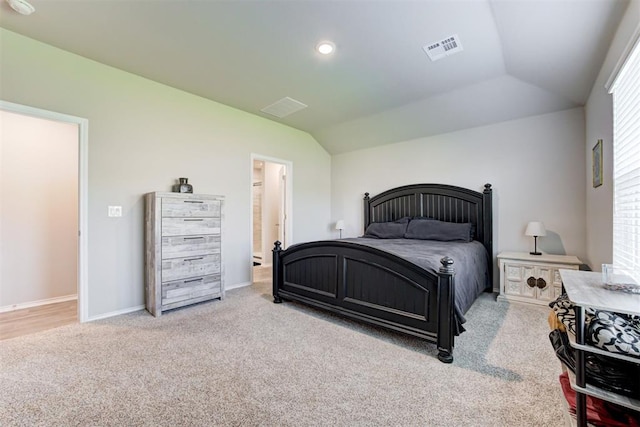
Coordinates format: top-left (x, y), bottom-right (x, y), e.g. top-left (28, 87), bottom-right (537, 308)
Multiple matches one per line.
top-left (252, 163), bottom-right (263, 259)
top-left (0, 29), bottom-right (331, 319)
top-left (332, 108), bottom-right (587, 287)
top-left (585, 0), bottom-right (640, 271)
top-left (0, 110), bottom-right (78, 306)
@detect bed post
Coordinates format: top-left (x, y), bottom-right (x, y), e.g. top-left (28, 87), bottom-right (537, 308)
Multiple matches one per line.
top-left (482, 183), bottom-right (493, 255)
top-left (437, 256), bottom-right (455, 363)
top-left (363, 192), bottom-right (371, 233)
top-left (482, 183), bottom-right (493, 288)
top-left (272, 241), bottom-right (283, 303)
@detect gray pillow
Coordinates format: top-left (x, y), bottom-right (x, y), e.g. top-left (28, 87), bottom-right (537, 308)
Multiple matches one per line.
top-left (404, 219), bottom-right (472, 242)
top-left (363, 217), bottom-right (409, 239)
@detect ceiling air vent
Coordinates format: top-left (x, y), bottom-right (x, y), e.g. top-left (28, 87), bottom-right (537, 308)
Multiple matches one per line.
top-left (422, 34), bottom-right (463, 62)
top-left (261, 97), bottom-right (308, 118)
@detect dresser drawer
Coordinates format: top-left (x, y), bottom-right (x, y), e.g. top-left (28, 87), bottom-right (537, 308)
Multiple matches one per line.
top-left (161, 254), bottom-right (221, 282)
top-left (161, 274), bottom-right (222, 309)
top-left (161, 235), bottom-right (220, 259)
top-left (162, 197), bottom-right (221, 218)
top-left (162, 217), bottom-right (221, 236)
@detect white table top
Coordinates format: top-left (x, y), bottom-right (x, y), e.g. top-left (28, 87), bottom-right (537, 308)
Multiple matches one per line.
top-left (497, 252), bottom-right (582, 265)
top-left (559, 269), bottom-right (640, 315)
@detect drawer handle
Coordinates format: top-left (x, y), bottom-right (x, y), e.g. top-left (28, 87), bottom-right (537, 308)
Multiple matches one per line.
top-left (184, 257), bottom-right (203, 262)
top-left (527, 277), bottom-right (536, 287)
top-left (183, 237), bottom-right (205, 240)
top-left (183, 219), bottom-right (204, 222)
top-left (184, 201), bottom-right (204, 204)
top-left (184, 278), bottom-right (204, 283)
top-left (536, 278), bottom-right (547, 289)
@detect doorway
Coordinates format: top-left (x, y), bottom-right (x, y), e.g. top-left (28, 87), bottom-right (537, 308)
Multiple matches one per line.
top-left (0, 101), bottom-right (89, 327)
top-left (250, 155), bottom-right (292, 284)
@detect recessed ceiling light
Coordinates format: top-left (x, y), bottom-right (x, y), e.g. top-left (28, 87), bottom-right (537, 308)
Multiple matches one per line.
top-left (316, 41), bottom-right (335, 55)
top-left (5, 0), bottom-right (35, 15)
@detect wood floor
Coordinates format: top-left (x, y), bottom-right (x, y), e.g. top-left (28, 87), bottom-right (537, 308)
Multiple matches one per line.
top-left (253, 265), bottom-right (272, 283)
top-left (0, 300), bottom-right (77, 341)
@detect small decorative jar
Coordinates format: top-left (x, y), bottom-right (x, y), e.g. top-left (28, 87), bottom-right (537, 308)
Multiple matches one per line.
top-left (173, 177), bottom-right (193, 193)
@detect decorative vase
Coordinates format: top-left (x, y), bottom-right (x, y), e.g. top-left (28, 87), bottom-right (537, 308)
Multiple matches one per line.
top-left (173, 177), bottom-right (193, 193)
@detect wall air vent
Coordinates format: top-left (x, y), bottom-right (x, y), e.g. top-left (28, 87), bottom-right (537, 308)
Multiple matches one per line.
top-left (260, 97), bottom-right (308, 118)
top-left (422, 34), bottom-right (463, 62)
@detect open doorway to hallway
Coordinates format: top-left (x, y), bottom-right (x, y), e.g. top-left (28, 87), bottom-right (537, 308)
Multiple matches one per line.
top-left (251, 155), bottom-right (291, 285)
top-left (0, 102), bottom-right (88, 337)
top-left (0, 109), bottom-right (78, 338)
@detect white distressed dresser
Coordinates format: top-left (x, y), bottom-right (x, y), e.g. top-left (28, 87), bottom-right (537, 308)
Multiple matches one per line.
top-left (497, 252), bottom-right (582, 306)
top-left (145, 192), bottom-right (224, 316)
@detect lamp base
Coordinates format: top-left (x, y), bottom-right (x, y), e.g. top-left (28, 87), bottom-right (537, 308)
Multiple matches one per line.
top-left (530, 251), bottom-right (542, 256)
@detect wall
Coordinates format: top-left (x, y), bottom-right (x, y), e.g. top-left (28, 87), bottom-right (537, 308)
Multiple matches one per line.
top-left (252, 162), bottom-right (263, 261)
top-left (585, 0), bottom-right (640, 271)
top-left (332, 108), bottom-right (587, 287)
top-left (0, 29), bottom-right (331, 319)
top-left (0, 110), bottom-right (78, 307)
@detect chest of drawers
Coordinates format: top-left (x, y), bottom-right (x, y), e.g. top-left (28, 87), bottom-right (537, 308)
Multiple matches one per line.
top-left (145, 192), bottom-right (224, 316)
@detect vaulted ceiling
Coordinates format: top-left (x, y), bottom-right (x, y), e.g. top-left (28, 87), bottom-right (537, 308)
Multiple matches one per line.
top-left (0, 0), bottom-right (628, 154)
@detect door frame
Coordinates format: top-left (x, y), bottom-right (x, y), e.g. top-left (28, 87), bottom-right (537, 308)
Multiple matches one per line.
top-left (250, 154), bottom-right (292, 280)
top-left (1, 100), bottom-right (89, 322)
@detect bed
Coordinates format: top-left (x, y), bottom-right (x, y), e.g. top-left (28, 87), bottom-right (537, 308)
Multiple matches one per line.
top-left (272, 183), bottom-right (493, 363)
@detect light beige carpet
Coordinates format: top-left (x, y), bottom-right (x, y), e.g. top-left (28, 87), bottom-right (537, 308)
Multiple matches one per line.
top-left (0, 279), bottom-right (565, 426)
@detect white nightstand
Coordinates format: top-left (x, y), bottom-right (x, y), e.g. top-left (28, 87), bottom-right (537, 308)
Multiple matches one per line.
top-left (497, 252), bottom-right (582, 306)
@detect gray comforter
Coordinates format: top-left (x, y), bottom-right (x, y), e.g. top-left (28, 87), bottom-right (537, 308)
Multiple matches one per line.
top-left (341, 237), bottom-right (490, 333)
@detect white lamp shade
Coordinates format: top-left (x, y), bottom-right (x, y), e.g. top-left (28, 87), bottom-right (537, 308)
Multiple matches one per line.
top-left (525, 221), bottom-right (546, 237)
top-left (335, 220), bottom-right (345, 230)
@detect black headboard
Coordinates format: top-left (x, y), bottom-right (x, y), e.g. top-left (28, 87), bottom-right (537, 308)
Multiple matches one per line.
top-left (363, 183), bottom-right (493, 264)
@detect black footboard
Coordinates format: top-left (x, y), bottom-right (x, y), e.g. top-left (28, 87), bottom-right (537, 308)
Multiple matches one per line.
top-left (273, 240), bottom-right (456, 363)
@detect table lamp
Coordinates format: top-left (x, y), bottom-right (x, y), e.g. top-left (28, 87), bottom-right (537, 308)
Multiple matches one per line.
top-left (525, 221), bottom-right (546, 255)
top-left (335, 220), bottom-right (345, 238)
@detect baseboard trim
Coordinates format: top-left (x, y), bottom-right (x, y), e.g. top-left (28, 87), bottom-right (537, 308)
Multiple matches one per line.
top-left (85, 280), bottom-right (267, 320)
top-left (0, 294), bottom-right (78, 313)
top-left (87, 305), bottom-right (145, 322)
top-left (227, 281), bottom-right (251, 291)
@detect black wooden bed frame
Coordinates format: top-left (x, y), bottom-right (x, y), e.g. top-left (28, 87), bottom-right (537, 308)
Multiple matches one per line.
top-left (272, 183), bottom-right (493, 363)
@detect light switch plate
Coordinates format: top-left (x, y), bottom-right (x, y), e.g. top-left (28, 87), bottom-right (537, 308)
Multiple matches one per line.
top-left (108, 206), bottom-right (122, 217)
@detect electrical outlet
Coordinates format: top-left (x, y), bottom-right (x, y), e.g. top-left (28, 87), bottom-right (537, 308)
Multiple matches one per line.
top-left (108, 206), bottom-right (122, 217)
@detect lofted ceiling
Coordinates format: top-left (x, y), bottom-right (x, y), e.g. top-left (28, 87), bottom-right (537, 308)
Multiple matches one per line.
top-left (0, 0), bottom-right (629, 154)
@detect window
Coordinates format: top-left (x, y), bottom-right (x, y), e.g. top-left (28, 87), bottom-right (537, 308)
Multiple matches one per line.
top-left (610, 38), bottom-right (640, 282)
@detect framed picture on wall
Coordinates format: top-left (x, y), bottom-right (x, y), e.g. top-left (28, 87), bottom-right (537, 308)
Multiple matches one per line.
top-left (593, 139), bottom-right (603, 188)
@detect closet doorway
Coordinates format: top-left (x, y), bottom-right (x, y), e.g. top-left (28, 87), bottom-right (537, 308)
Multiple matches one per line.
top-left (0, 101), bottom-right (89, 333)
top-left (251, 155), bottom-right (292, 284)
